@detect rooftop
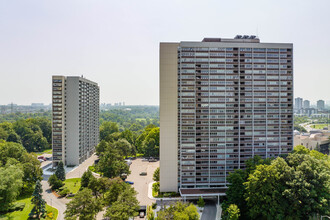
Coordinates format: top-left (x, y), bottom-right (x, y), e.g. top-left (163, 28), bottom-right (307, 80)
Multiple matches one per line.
top-left (202, 35), bottom-right (260, 43)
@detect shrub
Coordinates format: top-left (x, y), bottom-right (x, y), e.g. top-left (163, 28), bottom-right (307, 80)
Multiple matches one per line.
top-left (59, 188), bottom-right (70, 197)
top-left (152, 202), bottom-right (157, 210)
top-left (152, 182), bottom-right (160, 197)
top-left (8, 203), bottom-right (25, 212)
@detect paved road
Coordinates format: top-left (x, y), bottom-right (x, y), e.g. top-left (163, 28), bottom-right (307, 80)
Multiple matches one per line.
top-left (201, 202), bottom-right (217, 220)
top-left (66, 154), bottom-right (98, 179)
top-left (41, 154), bottom-right (99, 220)
top-left (41, 180), bottom-right (68, 220)
top-left (126, 158), bottom-right (159, 206)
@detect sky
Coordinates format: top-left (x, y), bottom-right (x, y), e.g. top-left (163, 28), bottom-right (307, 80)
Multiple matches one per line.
top-left (0, 0), bottom-right (330, 105)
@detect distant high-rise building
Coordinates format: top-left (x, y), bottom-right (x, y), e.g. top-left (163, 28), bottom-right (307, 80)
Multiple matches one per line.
top-left (160, 36), bottom-right (293, 198)
top-left (52, 76), bottom-right (100, 166)
top-left (317, 100), bottom-right (325, 111)
top-left (31, 103), bottom-right (44, 107)
top-left (295, 97), bottom-right (303, 110)
top-left (303, 100), bottom-right (310, 109)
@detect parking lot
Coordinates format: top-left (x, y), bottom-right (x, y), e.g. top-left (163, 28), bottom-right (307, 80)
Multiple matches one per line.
top-left (126, 158), bottom-right (159, 206)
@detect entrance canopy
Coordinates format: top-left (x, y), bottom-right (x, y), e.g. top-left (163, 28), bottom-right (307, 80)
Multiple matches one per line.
top-left (179, 188), bottom-right (226, 197)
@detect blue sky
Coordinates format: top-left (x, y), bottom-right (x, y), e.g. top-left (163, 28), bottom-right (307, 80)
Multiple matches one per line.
top-left (0, 0), bottom-right (330, 105)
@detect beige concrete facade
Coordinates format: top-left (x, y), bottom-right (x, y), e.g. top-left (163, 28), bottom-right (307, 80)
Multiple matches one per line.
top-left (52, 76), bottom-right (99, 167)
top-left (160, 43), bottom-right (179, 192)
top-left (160, 37), bottom-right (294, 195)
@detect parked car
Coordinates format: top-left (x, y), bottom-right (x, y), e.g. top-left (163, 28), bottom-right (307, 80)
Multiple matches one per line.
top-left (125, 181), bottom-right (134, 185)
top-left (142, 158), bottom-right (149, 162)
top-left (139, 172), bottom-right (147, 176)
top-left (125, 159), bottom-right (132, 166)
top-left (37, 156), bottom-right (46, 161)
top-left (139, 212), bottom-right (145, 218)
top-left (148, 158), bottom-right (157, 162)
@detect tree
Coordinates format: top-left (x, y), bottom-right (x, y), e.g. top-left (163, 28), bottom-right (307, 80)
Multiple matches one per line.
top-left (6, 132), bottom-right (21, 144)
top-left (103, 178), bottom-right (127, 206)
top-left (95, 140), bottom-right (109, 156)
top-left (104, 186), bottom-right (139, 220)
top-left (227, 204), bottom-right (240, 220)
top-left (65, 188), bottom-right (102, 220)
top-left (0, 165), bottom-right (23, 212)
top-left (113, 139), bottom-right (134, 157)
top-left (29, 118), bottom-right (52, 146)
top-left (156, 202), bottom-right (199, 220)
top-left (197, 197), bottom-right (205, 208)
top-left (223, 169), bottom-right (248, 218)
top-left (283, 152), bottom-right (330, 218)
top-left (0, 126), bottom-right (8, 140)
top-left (80, 170), bottom-right (94, 189)
top-left (96, 147), bottom-right (130, 178)
top-left (142, 127), bottom-right (159, 157)
top-left (153, 167), bottom-right (160, 182)
top-left (244, 158), bottom-right (292, 219)
top-left (29, 180), bottom-right (46, 219)
top-left (48, 174), bottom-right (63, 190)
top-left (55, 161), bottom-right (66, 181)
top-left (0, 140), bottom-right (42, 192)
top-left (21, 153), bottom-right (43, 192)
top-left (100, 121), bottom-right (119, 141)
top-left (0, 140), bottom-right (26, 166)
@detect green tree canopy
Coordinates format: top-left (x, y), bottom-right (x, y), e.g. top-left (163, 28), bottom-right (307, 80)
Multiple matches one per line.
top-left (0, 165), bottom-right (24, 212)
top-left (96, 147), bottom-right (130, 178)
top-left (104, 185), bottom-right (139, 220)
top-left (64, 188), bottom-right (102, 220)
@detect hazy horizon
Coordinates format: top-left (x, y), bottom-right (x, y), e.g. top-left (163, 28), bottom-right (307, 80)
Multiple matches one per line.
top-left (1, 0), bottom-right (330, 105)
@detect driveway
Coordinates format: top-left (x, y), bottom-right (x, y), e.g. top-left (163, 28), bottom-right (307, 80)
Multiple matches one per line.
top-left (41, 180), bottom-right (68, 220)
top-left (201, 201), bottom-right (217, 220)
top-left (126, 158), bottom-right (159, 206)
top-left (66, 154), bottom-right (98, 179)
top-left (41, 154), bottom-right (99, 220)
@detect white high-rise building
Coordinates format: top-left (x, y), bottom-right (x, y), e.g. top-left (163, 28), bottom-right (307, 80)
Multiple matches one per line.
top-left (52, 76), bottom-right (100, 166)
top-left (160, 36), bottom-right (293, 199)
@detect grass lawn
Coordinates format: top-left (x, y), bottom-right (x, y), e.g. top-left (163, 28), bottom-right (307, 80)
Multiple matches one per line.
top-left (36, 149), bottom-right (52, 156)
top-left (312, 124), bottom-right (328, 129)
top-left (63, 178), bottom-right (81, 194)
top-left (0, 194), bottom-right (58, 220)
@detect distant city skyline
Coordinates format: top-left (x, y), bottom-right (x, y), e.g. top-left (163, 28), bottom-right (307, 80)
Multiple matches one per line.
top-left (1, 0), bottom-right (330, 105)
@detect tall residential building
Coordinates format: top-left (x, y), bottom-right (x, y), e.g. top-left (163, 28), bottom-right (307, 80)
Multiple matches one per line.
top-left (295, 97), bottom-right (303, 110)
top-left (317, 100), bottom-right (325, 111)
top-left (52, 76), bottom-right (100, 166)
top-left (160, 36), bottom-right (293, 198)
top-left (303, 100), bottom-right (310, 109)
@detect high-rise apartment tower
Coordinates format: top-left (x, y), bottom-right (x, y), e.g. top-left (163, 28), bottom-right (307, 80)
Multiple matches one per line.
top-left (160, 36), bottom-right (293, 198)
top-left (52, 76), bottom-right (100, 166)
top-left (295, 97), bottom-right (303, 111)
top-left (317, 100), bottom-right (325, 111)
top-left (303, 100), bottom-right (310, 109)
